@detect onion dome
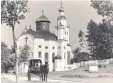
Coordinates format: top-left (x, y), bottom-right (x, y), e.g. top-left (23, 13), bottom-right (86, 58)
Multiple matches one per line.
top-left (36, 10), bottom-right (50, 23)
top-left (36, 15), bottom-right (50, 23)
top-left (36, 10), bottom-right (51, 31)
top-left (57, 1), bottom-right (67, 20)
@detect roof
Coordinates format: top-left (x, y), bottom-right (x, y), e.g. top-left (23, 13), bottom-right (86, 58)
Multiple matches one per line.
top-left (67, 43), bottom-right (71, 47)
top-left (36, 15), bottom-right (50, 23)
top-left (21, 28), bottom-right (57, 41)
top-left (57, 15), bottom-right (66, 20)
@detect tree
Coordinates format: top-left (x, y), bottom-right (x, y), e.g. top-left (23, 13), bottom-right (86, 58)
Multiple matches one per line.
top-left (19, 45), bottom-right (30, 64)
top-left (73, 47), bottom-right (81, 55)
top-left (71, 47), bottom-right (81, 63)
top-left (91, 0), bottom-right (113, 27)
top-left (90, 0), bottom-right (113, 59)
top-left (95, 23), bottom-right (113, 59)
top-left (78, 30), bottom-right (88, 52)
top-left (78, 30), bottom-right (84, 48)
top-left (75, 52), bottom-right (89, 62)
top-left (1, 1), bottom-right (29, 83)
top-left (1, 42), bottom-right (15, 73)
top-left (86, 20), bottom-right (113, 59)
top-left (72, 52), bottom-right (89, 63)
top-left (86, 20), bottom-right (99, 58)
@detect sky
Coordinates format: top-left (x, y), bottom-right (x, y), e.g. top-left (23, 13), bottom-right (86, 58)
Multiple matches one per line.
top-left (1, 0), bottom-right (102, 49)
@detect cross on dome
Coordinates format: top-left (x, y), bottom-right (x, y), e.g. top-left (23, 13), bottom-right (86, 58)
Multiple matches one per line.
top-left (61, 0), bottom-right (63, 8)
top-left (42, 10), bottom-right (44, 15)
top-left (59, 1), bottom-right (64, 13)
top-left (29, 25), bottom-right (31, 29)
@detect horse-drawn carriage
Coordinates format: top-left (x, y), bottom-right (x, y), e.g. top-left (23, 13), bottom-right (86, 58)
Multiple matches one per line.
top-left (27, 59), bottom-right (49, 81)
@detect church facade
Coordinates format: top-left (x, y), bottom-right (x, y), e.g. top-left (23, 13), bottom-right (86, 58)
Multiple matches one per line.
top-left (17, 4), bottom-right (74, 71)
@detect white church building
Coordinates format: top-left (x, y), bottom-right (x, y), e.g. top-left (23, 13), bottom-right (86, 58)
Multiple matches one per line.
top-left (17, 4), bottom-right (74, 72)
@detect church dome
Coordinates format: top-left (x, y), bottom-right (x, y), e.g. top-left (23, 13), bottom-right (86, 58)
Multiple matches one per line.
top-left (36, 15), bottom-right (50, 23)
top-left (36, 12), bottom-right (51, 31)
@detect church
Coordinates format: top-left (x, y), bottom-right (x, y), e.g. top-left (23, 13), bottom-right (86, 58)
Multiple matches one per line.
top-left (17, 3), bottom-right (74, 72)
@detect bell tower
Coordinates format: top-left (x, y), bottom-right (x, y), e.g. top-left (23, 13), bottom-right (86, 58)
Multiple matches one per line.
top-left (56, 1), bottom-right (69, 43)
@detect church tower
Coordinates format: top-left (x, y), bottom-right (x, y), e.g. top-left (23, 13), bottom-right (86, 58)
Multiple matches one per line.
top-left (57, 1), bottom-right (69, 43)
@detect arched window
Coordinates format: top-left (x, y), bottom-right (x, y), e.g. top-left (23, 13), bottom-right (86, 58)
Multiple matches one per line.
top-left (52, 53), bottom-right (55, 62)
top-left (52, 47), bottom-right (55, 49)
top-left (67, 51), bottom-right (71, 64)
top-left (45, 46), bottom-right (48, 49)
top-left (64, 53), bottom-right (66, 59)
top-left (64, 47), bottom-right (66, 49)
top-left (45, 52), bottom-right (48, 62)
top-left (38, 52), bottom-right (41, 58)
top-left (58, 46), bottom-right (61, 49)
top-left (39, 45), bottom-right (41, 48)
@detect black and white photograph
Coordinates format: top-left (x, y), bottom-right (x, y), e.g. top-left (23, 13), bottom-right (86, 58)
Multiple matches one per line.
top-left (1, 0), bottom-right (113, 83)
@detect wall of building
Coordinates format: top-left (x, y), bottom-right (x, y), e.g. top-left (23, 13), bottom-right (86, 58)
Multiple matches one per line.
top-left (34, 38), bottom-right (58, 71)
top-left (17, 34), bottom-right (74, 72)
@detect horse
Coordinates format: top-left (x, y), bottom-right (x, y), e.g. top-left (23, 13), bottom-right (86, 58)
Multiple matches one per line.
top-left (27, 60), bottom-right (49, 82)
top-left (40, 62), bottom-right (49, 82)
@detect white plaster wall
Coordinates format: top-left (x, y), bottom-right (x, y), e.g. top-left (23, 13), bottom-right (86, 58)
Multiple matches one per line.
top-left (63, 41), bottom-right (68, 69)
top-left (44, 40), bottom-right (51, 69)
top-left (34, 38), bottom-right (58, 71)
top-left (34, 38), bottom-right (44, 62)
top-left (65, 28), bottom-right (69, 43)
top-left (57, 41), bottom-right (61, 59)
top-left (55, 60), bottom-right (63, 71)
top-left (58, 28), bottom-right (64, 40)
top-left (49, 41), bottom-right (57, 71)
top-left (59, 41), bottom-right (67, 70)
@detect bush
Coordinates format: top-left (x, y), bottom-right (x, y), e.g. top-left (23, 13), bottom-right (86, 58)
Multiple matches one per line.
top-left (72, 52), bottom-right (89, 63)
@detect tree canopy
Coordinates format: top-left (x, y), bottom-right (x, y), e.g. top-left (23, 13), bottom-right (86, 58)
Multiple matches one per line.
top-left (91, 0), bottom-right (113, 27)
top-left (1, 1), bottom-right (29, 82)
top-left (1, 0), bottom-right (29, 27)
top-left (88, 0), bottom-right (113, 59)
top-left (1, 42), bottom-right (15, 73)
top-left (19, 45), bottom-right (31, 64)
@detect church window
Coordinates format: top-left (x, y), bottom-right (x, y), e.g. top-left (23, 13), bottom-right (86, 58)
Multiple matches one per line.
top-left (52, 47), bottom-right (55, 49)
top-left (64, 53), bottom-right (66, 59)
top-left (45, 46), bottom-right (48, 49)
top-left (67, 51), bottom-right (71, 64)
top-left (45, 52), bottom-right (48, 62)
top-left (58, 46), bottom-right (61, 49)
top-left (38, 52), bottom-right (41, 58)
top-left (39, 45), bottom-right (41, 48)
top-left (52, 53), bottom-right (55, 62)
top-left (64, 47), bottom-right (66, 49)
